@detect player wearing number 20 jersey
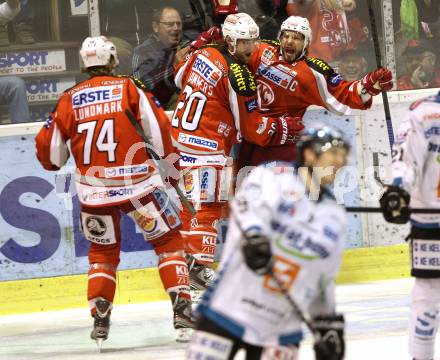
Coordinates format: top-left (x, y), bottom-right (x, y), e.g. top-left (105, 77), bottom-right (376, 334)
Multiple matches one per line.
top-left (35, 36), bottom-right (194, 345)
top-left (170, 14), bottom-right (305, 305)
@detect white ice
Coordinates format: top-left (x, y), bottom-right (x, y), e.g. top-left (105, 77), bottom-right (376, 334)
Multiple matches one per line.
top-left (1, 278), bottom-right (439, 360)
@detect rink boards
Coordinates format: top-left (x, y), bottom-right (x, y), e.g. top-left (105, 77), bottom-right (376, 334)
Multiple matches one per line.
top-left (0, 243), bottom-right (410, 315)
top-left (0, 89), bottom-right (436, 315)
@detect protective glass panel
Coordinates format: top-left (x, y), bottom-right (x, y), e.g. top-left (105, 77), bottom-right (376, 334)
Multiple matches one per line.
top-left (283, 0), bottom-right (383, 80)
top-left (393, 0), bottom-right (440, 90)
top-left (0, 0), bottom-right (90, 124)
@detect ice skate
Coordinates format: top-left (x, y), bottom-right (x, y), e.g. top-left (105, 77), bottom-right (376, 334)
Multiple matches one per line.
top-left (172, 294), bottom-right (195, 343)
top-left (90, 299), bottom-right (112, 351)
top-left (188, 259), bottom-right (215, 308)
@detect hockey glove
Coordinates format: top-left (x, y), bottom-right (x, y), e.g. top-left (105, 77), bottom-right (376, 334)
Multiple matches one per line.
top-left (313, 314), bottom-right (345, 360)
top-left (189, 26), bottom-right (223, 52)
top-left (241, 232), bottom-right (273, 276)
top-left (269, 115), bottom-right (304, 146)
top-left (360, 68), bottom-right (393, 96)
top-left (379, 185), bottom-right (410, 224)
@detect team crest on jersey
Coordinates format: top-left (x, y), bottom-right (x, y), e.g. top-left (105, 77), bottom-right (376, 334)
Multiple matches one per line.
top-left (257, 80), bottom-right (275, 107)
top-left (261, 48), bottom-right (275, 65)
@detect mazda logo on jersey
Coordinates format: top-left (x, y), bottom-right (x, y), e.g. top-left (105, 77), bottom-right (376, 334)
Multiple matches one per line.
top-left (177, 132), bottom-right (218, 150)
top-left (85, 216), bottom-right (107, 237)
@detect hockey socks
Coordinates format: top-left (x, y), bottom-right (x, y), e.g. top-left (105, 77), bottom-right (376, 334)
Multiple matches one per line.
top-left (87, 263), bottom-right (116, 315)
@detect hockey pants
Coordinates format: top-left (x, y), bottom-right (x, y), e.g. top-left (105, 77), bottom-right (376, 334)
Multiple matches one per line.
top-left (80, 190), bottom-right (190, 315)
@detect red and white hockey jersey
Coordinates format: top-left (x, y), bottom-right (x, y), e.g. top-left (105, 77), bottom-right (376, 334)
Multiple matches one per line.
top-left (239, 41), bottom-right (371, 167)
top-left (35, 75), bottom-right (175, 206)
top-left (172, 46), bottom-right (282, 161)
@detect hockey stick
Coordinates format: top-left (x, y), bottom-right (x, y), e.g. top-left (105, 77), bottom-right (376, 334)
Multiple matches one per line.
top-left (231, 214), bottom-right (332, 355)
top-left (346, 207), bottom-right (440, 214)
top-left (124, 109), bottom-right (196, 216)
top-left (373, 151), bottom-right (386, 187)
top-left (344, 152), bottom-right (440, 213)
top-left (366, 0), bottom-right (395, 149)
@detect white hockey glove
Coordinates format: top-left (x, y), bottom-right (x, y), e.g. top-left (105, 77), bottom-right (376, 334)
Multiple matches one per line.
top-left (313, 314), bottom-right (345, 360)
top-left (241, 232), bottom-right (273, 276)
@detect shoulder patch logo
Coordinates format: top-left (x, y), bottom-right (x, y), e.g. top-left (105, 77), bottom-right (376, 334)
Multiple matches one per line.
top-left (306, 57), bottom-right (334, 76)
top-left (228, 63), bottom-right (257, 97)
top-left (44, 115), bottom-right (53, 129)
top-left (125, 75), bottom-right (147, 90)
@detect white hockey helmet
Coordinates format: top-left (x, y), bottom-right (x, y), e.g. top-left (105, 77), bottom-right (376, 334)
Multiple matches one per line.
top-left (278, 16), bottom-right (312, 59)
top-left (80, 36), bottom-right (119, 68)
top-left (222, 13), bottom-right (259, 54)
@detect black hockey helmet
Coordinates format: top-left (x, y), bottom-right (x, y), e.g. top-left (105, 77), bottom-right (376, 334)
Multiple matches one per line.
top-left (296, 125), bottom-right (350, 165)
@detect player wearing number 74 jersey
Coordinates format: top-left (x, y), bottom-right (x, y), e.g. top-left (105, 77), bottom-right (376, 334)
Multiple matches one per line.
top-left (35, 36), bottom-right (195, 346)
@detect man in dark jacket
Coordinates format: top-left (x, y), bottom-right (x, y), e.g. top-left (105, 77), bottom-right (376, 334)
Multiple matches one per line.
top-left (132, 6), bottom-right (193, 108)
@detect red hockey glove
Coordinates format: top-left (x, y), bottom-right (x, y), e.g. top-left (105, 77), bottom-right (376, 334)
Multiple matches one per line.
top-left (269, 116), bottom-right (304, 146)
top-left (189, 26), bottom-right (223, 52)
top-left (360, 68), bottom-right (393, 96)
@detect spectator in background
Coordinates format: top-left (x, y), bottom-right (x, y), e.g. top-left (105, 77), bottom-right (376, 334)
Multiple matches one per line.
top-left (0, 76), bottom-right (30, 123)
top-left (286, 0), bottom-right (369, 63)
top-left (400, 0), bottom-right (440, 39)
top-left (239, 0), bottom-right (281, 39)
top-left (100, 0), bottom-right (154, 75)
top-left (0, 0), bottom-right (35, 46)
top-left (100, 0), bottom-right (152, 46)
top-left (338, 49), bottom-right (369, 81)
top-left (132, 6), bottom-right (192, 109)
top-left (0, 0), bottom-right (30, 123)
top-left (397, 39), bottom-right (440, 90)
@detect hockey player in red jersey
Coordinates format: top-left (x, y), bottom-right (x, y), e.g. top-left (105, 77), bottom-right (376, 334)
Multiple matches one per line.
top-left (35, 36), bottom-right (194, 346)
top-left (239, 16), bottom-right (393, 167)
top-left (172, 13), bottom-right (304, 305)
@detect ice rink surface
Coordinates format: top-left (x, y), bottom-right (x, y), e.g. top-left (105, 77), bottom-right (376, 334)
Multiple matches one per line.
top-left (2, 278), bottom-right (440, 360)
